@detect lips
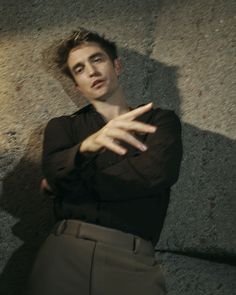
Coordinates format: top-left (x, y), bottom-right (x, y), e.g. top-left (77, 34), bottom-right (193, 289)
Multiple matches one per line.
top-left (91, 79), bottom-right (105, 88)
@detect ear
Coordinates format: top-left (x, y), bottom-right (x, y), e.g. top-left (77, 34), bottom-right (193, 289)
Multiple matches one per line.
top-left (114, 58), bottom-right (122, 76)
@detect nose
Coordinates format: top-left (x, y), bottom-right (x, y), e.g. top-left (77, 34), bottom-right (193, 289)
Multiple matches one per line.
top-left (86, 63), bottom-right (98, 77)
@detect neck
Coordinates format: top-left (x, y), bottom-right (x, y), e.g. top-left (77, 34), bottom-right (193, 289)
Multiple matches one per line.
top-left (90, 86), bottom-right (131, 121)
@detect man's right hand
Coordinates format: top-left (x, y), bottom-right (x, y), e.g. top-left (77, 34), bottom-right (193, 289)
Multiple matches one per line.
top-left (79, 102), bottom-right (157, 155)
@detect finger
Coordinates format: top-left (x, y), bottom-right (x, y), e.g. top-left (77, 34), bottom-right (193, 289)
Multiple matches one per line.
top-left (119, 102), bottom-right (153, 121)
top-left (102, 138), bottom-right (127, 155)
top-left (113, 120), bottom-right (157, 133)
top-left (106, 128), bottom-right (148, 151)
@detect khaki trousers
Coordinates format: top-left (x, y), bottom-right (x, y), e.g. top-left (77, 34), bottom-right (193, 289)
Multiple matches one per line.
top-left (28, 220), bottom-right (166, 295)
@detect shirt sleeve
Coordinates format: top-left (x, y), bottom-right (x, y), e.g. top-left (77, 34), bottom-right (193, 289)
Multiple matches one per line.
top-left (95, 109), bottom-right (183, 200)
top-left (42, 116), bottom-right (97, 192)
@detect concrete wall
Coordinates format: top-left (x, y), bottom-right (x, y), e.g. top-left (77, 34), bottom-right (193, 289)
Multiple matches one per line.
top-left (0, 0), bottom-right (235, 294)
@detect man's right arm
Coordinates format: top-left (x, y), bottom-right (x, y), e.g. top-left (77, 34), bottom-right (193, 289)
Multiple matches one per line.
top-left (42, 116), bottom-right (97, 192)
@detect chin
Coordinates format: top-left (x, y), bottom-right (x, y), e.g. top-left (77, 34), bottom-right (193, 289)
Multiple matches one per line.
top-left (92, 91), bottom-right (111, 102)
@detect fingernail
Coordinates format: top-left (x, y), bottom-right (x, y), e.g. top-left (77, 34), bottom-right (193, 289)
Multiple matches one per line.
top-left (141, 145), bottom-right (148, 151)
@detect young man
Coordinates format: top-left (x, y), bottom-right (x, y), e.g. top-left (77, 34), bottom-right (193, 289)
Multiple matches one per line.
top-left (29, 28), bottom-right (182, 295)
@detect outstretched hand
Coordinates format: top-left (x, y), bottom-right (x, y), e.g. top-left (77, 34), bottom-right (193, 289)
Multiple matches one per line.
top-left (80, 102), bottom-right (157, 155)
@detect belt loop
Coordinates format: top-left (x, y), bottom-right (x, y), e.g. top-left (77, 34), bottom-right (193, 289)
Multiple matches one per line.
top-left (54, 219), bottom-right (67, 236)
top-left (75, 222), bottom-right (82, 239)
top-left (133, 236), bottom-right (139, 254)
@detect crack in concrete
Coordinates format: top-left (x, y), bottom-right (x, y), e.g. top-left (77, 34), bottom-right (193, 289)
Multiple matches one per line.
top-left (141, 6), bottom-right (159, 100)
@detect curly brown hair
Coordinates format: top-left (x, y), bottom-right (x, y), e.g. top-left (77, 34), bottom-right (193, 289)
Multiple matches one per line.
top-left (56, 28), bottom-right (118, 81)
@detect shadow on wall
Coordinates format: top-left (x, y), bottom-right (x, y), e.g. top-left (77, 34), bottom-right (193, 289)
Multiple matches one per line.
top-left (0, 127), bottom-right (54, 295)
top-left (0, 47), bottom-right (235, 294)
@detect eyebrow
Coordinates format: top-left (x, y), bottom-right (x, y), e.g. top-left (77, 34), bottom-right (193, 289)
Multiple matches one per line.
top-left (71, 52), bottom-right (105, 72)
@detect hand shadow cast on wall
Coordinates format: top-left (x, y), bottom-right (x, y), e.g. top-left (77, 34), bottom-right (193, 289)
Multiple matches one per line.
top-left (0, 46), bottom-right (235, 294)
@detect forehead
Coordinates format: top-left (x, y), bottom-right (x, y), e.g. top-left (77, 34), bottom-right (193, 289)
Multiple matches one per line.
top-left (67, 42), bottom-right (107, 68)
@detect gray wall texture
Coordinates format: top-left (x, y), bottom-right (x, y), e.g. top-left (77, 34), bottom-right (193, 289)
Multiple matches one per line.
top-left (0, 0), bottom-right (235, 294)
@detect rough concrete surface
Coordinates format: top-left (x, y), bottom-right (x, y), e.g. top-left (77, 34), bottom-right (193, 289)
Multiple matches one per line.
top-left (150, 0), bottom-right (236, 258)
top-left (0, 0), bottom-right (235, 294)
top-left (156, 252), bottom-right (236, 295)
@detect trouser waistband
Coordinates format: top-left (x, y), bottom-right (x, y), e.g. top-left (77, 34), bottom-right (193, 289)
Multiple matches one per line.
top-left (53, 219), bottom-right (154, 255)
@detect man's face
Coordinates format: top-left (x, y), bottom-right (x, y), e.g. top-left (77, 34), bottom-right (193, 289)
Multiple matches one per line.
top-left (67, 42), bottom-right (121, 102)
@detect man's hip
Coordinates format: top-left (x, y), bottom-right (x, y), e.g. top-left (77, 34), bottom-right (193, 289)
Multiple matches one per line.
top-left (28, 219), bottom-right (166, 295)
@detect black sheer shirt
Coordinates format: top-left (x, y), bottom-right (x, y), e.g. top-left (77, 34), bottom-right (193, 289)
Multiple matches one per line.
top-left (42, 104), bottom-right (183, 245)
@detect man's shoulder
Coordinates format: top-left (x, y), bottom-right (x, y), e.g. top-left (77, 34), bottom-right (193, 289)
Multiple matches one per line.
top-left (69, 104), bottom-right (92, 118)
top-left (135, 103), bottom-right (178, 116)
top-left (152, 106), bottom-right (179, 119)
top-left (150, 107), bottom-right (181, 128)
top-left (44, 105), bottom-right (93, 135)
top-left (47, 104), bottom-right (92, 124)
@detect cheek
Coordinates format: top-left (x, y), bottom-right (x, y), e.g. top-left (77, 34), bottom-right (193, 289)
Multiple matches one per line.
top-left (75, 78), bottom-right (90, 92)
top-left (80, 85), bottom-right (90, 94)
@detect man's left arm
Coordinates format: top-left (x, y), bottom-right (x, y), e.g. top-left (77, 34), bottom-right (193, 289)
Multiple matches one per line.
top-left (95, 110), bottom-right (183, 200)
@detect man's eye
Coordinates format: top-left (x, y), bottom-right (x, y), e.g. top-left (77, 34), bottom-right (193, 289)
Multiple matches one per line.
top-left (93, 56), bottom-right (102, 62)
top-left (75, 67), bottom-right (83, 73)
